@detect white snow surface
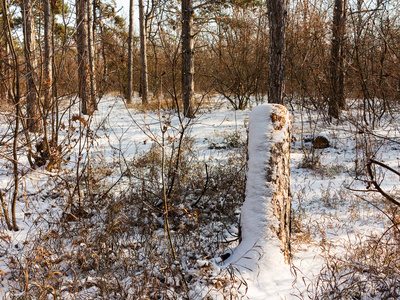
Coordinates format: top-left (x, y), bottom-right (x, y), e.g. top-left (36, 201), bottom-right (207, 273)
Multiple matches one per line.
top-left (1, 95), bottom-right (399, 299)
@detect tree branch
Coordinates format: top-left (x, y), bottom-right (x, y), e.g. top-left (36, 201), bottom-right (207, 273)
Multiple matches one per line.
top-left (367, 159), bottom-right (400, 207)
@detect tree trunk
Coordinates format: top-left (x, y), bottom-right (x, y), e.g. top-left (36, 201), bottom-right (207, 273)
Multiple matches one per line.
top-left (22, 0), bottom-right (41, 132)
top-left (12, 88), bottom-right (20, 231)
top-left (229, 104), bottom-right (292, 269)
top-left (98, 14), bottom-right (108, 99)
top-left (1, 0), bottom-right (13, 230)
top-left (43, 0), bottom-right (52, 111)
top-left (5, 42), bottom-right (11, 102)
top-left (0, 17), bottom-right (7, 101)
top-left (357, 0), bottom-right (362, 34)
top-left (76, 0), bottom-right (92, 115)
top-left (329, 0), bottom-right (347, 119)
top-left (139, 0), bottom-right (149, 106)
top-left (88, 0), bottom-right (97, 110)
top-left (51, 15), bottom-right (59, 146)
top-left (181, 0), bottom-right (195, 118)
top-left (126, 0), bottom-right (134, 104)
top-left (3, 0), bottom-right (22, 230)
top-left (267, 0), bottom-right (287, 105)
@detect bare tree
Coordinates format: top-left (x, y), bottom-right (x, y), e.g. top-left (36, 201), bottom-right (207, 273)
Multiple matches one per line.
top-left (43, 0), bottom-right (52, 111)
top-left (0, 4), bottom-right (11, 102)
top-left (22, 0), bottom-right (41, 131)
top-left (126, 0), bottom-right (134, 104)
top-left (77, 0), bottom-right (94, 115)
top-left (2, 0), bottom-right (23, 230)
top-left (267, 0), bottom-right (287, 105)
top-left (139, 0), bottom-right (155, 106)
top-left (139, 0), bottom-right (148, 106)
top-left (329, 0), bottom-right (347, 118)
top-left (209, 7), bottom-right (268, 110)
top-left (88, 0), bottom-right (97, 110)
top-left (76, 0), bottom-right (88, 115)
top-left (181, 0), bottom-right (194, 118)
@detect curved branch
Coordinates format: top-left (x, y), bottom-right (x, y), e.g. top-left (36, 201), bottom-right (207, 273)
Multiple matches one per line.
top-left (367, 159), bottom-right (400, 207)
top-left (370, 158), bottom-right (400, 177)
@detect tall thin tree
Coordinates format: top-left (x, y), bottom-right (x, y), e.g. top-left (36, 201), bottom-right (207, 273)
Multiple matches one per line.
top-left (0, 6), bottom-right (10, 101)
top-left (88, 0), bottom-right (97, 110)
top-left (22, 0), bottom-right (41, 131)
top-left (76, 0), bottom-right (93, 115)
top-left (126, 0), bottom-right (134, 104)
top-left (43, 0), bottom-right (52, 111)
top-left (267, 0), bottom-right (287, 105)
top-left (1, 0), bottom-right (16, 230)
top-left (329, 0), bottom-right (347, 118)
top-left (138, 0), bottom-right (154, 106)
top-left (181, 0), bottom-right (194, 118)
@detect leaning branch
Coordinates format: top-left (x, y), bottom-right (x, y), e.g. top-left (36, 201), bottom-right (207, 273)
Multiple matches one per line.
top-left (367, 159), bottom-right (400, 207)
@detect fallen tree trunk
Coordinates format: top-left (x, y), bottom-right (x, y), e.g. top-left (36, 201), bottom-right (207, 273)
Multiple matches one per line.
top-left (228, 103), bottom-right (292, 270)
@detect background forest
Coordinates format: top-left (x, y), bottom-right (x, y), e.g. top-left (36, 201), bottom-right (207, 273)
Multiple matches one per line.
top-left (2, 0), bottom-right (400, 121)
top-left (1, 0), bottom-right (400, 298)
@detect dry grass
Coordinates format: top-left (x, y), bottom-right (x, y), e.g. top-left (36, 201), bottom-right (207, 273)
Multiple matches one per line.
top-left (291, 185), bottom-right (400, 300)
top-left (1, 129), bottom-right (247, 299)
top-left (305, 231), bottom-right (400, 299)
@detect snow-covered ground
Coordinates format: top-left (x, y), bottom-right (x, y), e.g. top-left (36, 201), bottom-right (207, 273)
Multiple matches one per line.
top-left (1, 95), bottom-right (399, 299)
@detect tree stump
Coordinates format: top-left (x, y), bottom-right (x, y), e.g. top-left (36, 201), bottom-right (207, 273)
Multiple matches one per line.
top-left (230, 104), bottom-right (291, 267)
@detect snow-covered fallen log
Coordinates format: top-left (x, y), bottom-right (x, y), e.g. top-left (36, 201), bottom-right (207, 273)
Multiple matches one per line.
top-left (225, 104), bottom-right (292, 298)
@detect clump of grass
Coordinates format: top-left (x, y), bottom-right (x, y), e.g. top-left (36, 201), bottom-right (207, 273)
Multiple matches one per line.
top-left (209, 130), bottom-right (246, 150)
top-left (298, 146), bottom-right (322, 170)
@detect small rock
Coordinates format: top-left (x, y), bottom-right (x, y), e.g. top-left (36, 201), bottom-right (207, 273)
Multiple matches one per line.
top-left (313, 136), bottom-right (330, 149)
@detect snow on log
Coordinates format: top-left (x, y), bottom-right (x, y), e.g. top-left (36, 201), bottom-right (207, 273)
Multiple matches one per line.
top-left (226, 104), bottom-right (291, 272)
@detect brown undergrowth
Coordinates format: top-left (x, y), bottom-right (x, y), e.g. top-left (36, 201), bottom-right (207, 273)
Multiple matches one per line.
top-left (1, 130), bottom-right (247, 299)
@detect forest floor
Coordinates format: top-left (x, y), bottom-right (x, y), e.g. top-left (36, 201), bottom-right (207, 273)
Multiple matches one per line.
top-left (1, 95), bottom-right (399, 299)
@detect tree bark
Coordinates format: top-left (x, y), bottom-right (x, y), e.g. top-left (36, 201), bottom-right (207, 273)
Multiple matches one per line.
top-left (76, 0), bottom-right (92, 115)
top-left (88, 0), bottom-right (97, 110)
top-left (267, 0), bottom-right (287, 105)
top-left (22, 0), bottom-right (41, 132)
top-left (139, 0), bottom-right (149, 106)
top-left (0, 15), bottom-right (7, 101)
top-left (126, 0), bottom-right (134, 104)
top-left (181, 0), bottom-right (195, 118)
top-left (43, 0), bottom-right (52, 111)
top-left (329, 0), bottom-right (347, 119)
top-left (4, 30), bottom-right (11, 102)
top-left (98, 9), bottom-right (108, 99)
